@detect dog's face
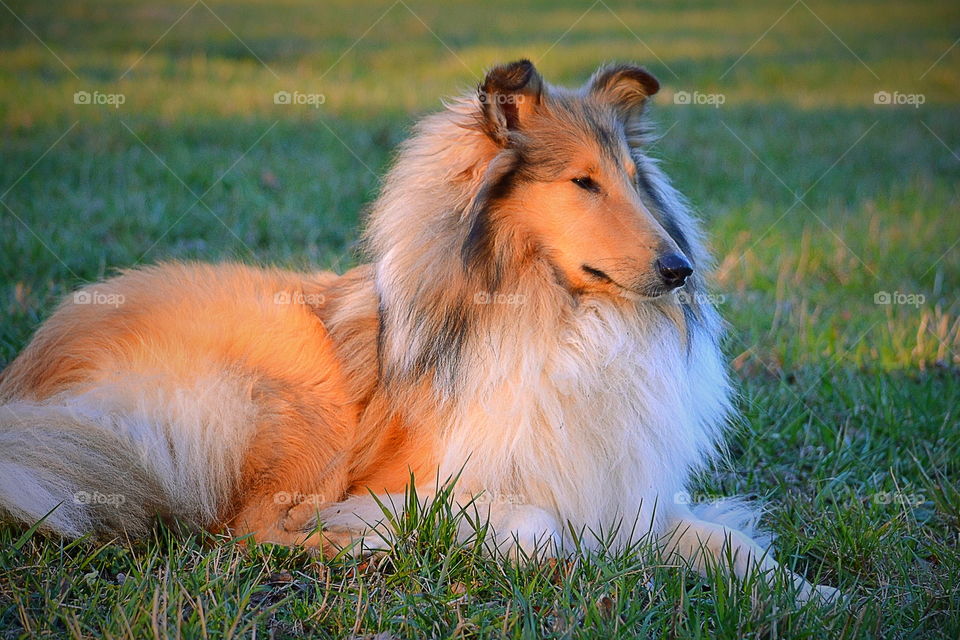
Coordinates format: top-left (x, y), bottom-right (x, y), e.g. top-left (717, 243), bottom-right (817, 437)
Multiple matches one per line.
top-left (465, 61), bottom-right (691, 299)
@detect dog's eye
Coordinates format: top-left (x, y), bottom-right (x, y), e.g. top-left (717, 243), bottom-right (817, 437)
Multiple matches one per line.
top-left (571, 176), bottom-right (600, 193)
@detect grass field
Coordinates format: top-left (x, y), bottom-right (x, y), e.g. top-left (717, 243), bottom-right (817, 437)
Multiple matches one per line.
top-left (1, 0), bottom-right (959, 637)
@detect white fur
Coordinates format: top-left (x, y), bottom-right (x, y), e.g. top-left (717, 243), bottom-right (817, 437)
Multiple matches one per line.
top-left (434, 296), bottom-right (731, 551)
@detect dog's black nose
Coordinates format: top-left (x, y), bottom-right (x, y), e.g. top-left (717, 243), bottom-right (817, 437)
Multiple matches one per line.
top-left (656, 253), bottom-right (693, 288)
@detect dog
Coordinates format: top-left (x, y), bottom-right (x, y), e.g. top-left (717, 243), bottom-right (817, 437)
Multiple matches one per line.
top-left (0, 60), bottom-right (838, 603)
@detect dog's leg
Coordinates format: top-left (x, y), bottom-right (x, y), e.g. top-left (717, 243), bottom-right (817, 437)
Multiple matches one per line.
top-left (661, 510), bottom-right (840, 604)
top-left (229, 500), bottom-right (328, 548)
top-left (302, 492), bottom-right (403, 555)
top-left (462, 500), bottom-right (563, 561)
top-left (225, 418), bottom-right (354, 551)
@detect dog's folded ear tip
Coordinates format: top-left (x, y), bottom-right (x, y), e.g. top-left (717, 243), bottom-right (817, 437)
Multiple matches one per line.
top-left (587, 63), bottom-right (661, 114)
top-left (623, 65), bottom-right (660, 96)
top-left (481, 60), bottom-right (543, 96)
top-left (595, 64), bottom-right (660, 93)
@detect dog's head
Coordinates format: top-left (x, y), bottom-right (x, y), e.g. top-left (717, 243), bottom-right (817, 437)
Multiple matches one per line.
top-left (463, 60), bottom-right (691, 299)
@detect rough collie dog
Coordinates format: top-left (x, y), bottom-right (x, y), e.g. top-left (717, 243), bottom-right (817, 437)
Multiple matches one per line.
top-left (0, 61), bottom-right (837, 602)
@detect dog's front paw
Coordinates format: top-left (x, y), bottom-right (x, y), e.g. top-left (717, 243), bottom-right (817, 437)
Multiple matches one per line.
top-left (282, 500), bottom-right (324, 533)
top-left (488, 504), bottom-right (562, 562)
top-left (322, 525), bottom-right (392, 558)
top-left (797, 582), bottom-right (843, 605)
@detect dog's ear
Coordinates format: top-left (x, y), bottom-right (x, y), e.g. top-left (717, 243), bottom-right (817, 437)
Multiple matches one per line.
top-left (479, 60), bottom-right (543, 145)
top-left (587, 64), bottom-right (659, 118)
top-left (461, 149), bottom-right (519, 291)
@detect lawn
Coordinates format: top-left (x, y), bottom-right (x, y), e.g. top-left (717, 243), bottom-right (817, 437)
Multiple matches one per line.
top-left (1, 0), bottom-right (958, 637)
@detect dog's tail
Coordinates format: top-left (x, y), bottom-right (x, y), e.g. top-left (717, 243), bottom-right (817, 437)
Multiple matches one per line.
top-left (0, 385), bottom-right (250, 539)
top-left (691, 498), bottom-right (774, 552)
top-left (0, 402), bottom-right (169, 537)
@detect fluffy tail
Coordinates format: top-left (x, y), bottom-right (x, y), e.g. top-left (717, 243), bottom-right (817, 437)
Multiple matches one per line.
top-left (691, 498), bottom-right (774, 552)
top-left (0, 383), bottom-right (251, 539)
top-left (0, 403), bottom-right (167, 537)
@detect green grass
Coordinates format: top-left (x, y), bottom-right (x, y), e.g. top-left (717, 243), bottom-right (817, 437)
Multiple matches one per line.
top-left (1, 0), bottom-right (959, 637)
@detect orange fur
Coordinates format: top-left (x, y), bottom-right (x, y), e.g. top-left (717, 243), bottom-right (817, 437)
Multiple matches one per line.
top-left (0, 264), bottom-right (362, 545)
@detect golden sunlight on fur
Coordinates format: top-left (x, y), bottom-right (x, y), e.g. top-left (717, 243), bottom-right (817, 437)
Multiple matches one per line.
top-left (0, 60), bottom-right (839, 604)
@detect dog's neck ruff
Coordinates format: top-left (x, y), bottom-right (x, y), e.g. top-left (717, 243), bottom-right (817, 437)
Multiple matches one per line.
top-left (438, 289), bottom-right (731, 548)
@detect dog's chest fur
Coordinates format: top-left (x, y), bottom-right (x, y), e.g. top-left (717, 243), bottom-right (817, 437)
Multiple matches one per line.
top-left (437, 296), bottom-right (731, 547)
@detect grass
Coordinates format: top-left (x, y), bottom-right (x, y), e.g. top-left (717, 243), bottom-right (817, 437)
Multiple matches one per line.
top-left (1, 0), bottom-right (958, 637)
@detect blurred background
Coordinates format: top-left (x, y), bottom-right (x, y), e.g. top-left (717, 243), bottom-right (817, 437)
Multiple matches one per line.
top-left (1, 0), bottom-right (957, 371)
top-left (1, 1), bottom-right (959, 635)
